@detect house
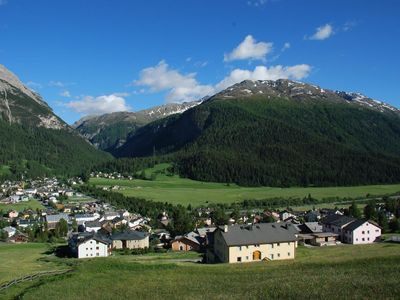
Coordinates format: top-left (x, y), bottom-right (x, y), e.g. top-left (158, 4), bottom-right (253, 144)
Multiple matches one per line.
top-left (74, 213), bottom-right (99, 225)
top-left (208, 223), bottom-right (298, 263)
top-left (3, 226), bottom-right (17, 237)
top-left (342, 219), bottom-right (381, 244)
top-left (8, 210), bottom-right (19, 219)
top-left (46, 213), bottom-right (70, 229)
top-left (111, 231), bottom-right (149, 250)
top-left (297, 222), bottom-right (322, 234)
top-left (171, 232), bottom-right (202, 251)
top-left (8, 232), bottom-right (29, 243)
top-left (84, 220), bottom-right (102, 233)
top-left (279, 210), bottom-right (294, 221)
top-left (69, 232), bottom-right (111, 258)
top-left (322, 215), bottom-right (381, 244)
top-left (298, 232), bottom-right (339, 246)
top-left (304, 210), bottom-right (321, 222)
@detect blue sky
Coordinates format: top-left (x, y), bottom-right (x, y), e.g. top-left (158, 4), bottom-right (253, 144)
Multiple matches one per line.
top-left (0, 0), bottom-right (399, 124)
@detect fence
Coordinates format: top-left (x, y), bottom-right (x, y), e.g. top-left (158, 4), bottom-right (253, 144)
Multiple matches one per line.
top-left (0, 269), bottom-right (72, 292)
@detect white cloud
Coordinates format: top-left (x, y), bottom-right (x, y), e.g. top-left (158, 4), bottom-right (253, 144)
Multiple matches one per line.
top-left (26, 81), bottom-right (42, 89)
top-left (134, 60), bottom-right (214, 102)
top-left (60, 90), bottom-right (71, 97)
top-left (215, 64), bottom-right (311, 91)
top-left (65, 94), bottom-right (131, 115)
top-left (224, 35), bottom-right (273, 62)
top-left (308, 24), bottom-right (334, 40)
top-left (282, 42), bottom-right (290, 51)
top-left (134, 60), bottom-right (311, 103)
top-left (247, 0), bottom-right (268, 7)
top-left (49, 80), bottom-right (65, 87)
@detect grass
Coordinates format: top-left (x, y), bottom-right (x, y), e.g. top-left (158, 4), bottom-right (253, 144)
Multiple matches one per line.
top-left (0, 243), bottom-right (66, 285)
top-left (0, 200), bottom-right (44, 212)
top-left (5, 243), bottom-right (400, 300)
top-left (90, 164), bottom-right (400, 206)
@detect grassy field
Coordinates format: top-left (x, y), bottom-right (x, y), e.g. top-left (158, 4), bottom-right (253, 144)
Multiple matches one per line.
top-left (90, 164), bottom-right (400, 206)
top-left (2, 243), bottom-right (399, 299)
top-left (0, 243), bottom-right (66, 285)
top-left (0, 200), bottom-right (44, 212)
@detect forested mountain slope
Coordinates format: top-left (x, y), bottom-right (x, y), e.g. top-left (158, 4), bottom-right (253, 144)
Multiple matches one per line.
top-left (0, 64), bottom-right (110, 178)
top-left (114, 79), bottom-right (400, 187)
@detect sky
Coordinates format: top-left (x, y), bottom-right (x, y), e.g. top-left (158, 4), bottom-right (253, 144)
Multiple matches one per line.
top-left (0, 0), bottom-right (399, 124)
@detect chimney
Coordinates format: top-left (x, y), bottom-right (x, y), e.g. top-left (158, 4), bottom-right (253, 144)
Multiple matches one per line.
top-left (224, 225), bottom-right (228, 233)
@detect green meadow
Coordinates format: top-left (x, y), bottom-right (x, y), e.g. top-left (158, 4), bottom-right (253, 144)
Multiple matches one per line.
top-left (90, 164), bottom-right (400, 206)
top-left (1, 243), bottom-right (400, 299)
top-left (0, 200), bottom-right (44, 212)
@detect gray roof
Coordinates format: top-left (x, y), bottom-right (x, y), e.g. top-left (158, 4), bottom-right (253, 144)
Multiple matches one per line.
top-left (196, 227), bottom-right (216, 237)
top-left (218, 223), bottom-right (297, 246)
top-left (85, 220), bottom-right (101, 228)
top-left (343, 219), bottom-right (381, 232)
top-left (303, 222), bottom-right (323, 233)
top-left (74, 232), bottom-right (112, 246)
top-left (46, 213), bottom-right (69, 223)
top-left (321, 215), bottom-right (355, 227)
top-left (111, 231), bottom-right (148, 241)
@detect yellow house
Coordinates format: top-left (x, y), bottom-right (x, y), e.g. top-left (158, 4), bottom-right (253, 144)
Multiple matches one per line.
top-left (209, 223), bottom-right (298, 263)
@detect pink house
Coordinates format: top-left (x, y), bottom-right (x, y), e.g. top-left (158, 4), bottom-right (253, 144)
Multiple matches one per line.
top-left (8, 210), bottom-right (19, 219)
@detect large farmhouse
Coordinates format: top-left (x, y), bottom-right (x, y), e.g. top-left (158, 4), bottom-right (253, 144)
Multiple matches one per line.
top-left (322, 215), bottom-right (381, 244)
top-left (207, 223), bottom-right (298, 263)
top-left (69, 233), bottom-right (111, 258)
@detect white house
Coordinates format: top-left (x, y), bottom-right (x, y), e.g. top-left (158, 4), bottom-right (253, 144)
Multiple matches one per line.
top-left (75, 213), bottom-right (100, 225)
top-left (342, 219), bottom-right (381, 244)
top-left (3, 226), bottom-right (17, 237)
top-left (322, 215), bottom-right (381, 244)
top-left (69, 233), bottom-right (111, 258)
top-left (84, 220), bottom-right (102, 233)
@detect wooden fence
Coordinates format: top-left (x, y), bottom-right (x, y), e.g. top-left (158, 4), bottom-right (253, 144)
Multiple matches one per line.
top-left (0, 269), bottom-right (72, 292)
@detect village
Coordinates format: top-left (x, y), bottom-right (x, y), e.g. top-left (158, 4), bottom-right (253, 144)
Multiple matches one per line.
top-left (1, 176), bottom-right (399, 263)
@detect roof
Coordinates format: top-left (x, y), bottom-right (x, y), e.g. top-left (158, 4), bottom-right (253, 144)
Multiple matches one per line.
top-left (74, 232), bottom-right (112, 246)
top-left (196, 227), bottom-right (216, 237)
top-left (343, 219), bottom-right (381, 232)
top-left (46, 213), bottom-right (69, 223)
top-left (111, 230), bottom-right (148, 241)
top-left (217, 223), bottom-right (297, 246)
top-left (85, 220), bottom-right (101, 228)
top-left (303, 222), bottom-right (323, 233)
top-left (321, 215), bottom-right (355, 227)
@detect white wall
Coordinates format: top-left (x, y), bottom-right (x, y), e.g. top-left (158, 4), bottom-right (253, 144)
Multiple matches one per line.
top-left (78, 239), bottom-right (109, 258)
top-left (351, 222), bottom-right (381, 244)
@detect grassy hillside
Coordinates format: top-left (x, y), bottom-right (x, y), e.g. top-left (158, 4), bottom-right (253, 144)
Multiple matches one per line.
top-left (114, 95), bottom-right (400, 187)
top-left (2, 243), bottom-right (400, 299)
top-left (90, 164), bottom-right (400, 206)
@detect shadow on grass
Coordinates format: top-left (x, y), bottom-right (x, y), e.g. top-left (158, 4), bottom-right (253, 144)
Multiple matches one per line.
top-left (42, 245), bottom-right (73, 258)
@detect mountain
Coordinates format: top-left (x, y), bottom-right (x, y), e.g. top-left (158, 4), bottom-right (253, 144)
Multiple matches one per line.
top-left (0, 64), bottom-right (110, 178)
top-left (114, 79), bottom-right (400, 187)
top-left (72, 100), bottom-right (201, 151)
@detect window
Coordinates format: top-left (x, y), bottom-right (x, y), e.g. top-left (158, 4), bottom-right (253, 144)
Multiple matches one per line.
top-left (237, 257), bottom-right (242, 262)
top-left (96, 253), bottom-right (99, 256)
top-left (96, 247), bottom-right (99, 250)
top-left (288, 242), bottom-right (290, 246)
top-left (271, 244), bottom-right (274, 249)
top-left (246, 256), bottom-right (249, 260)
top-left (362, 238), bottom-right (365, 241)
top-left (356, 238), bottom-right (358, 241)
top-left (367, 231), bottom-right (370, 234)
top-left (288, 252), bottom-right (291, 256)
top-left (277, 253), bottom-right (280, 257)
top-left (270, 254), bottom-right (274, 260)
top-left (367, 238), bottom-right (370, 241)
top-left (375, 229), bottom-right (379, 232)
top-left (238, 246), bottom-right (242, 251)
top-left (362, 231), bottom-right (365, 234)
top-left (277, 243), bottom-right (280, 246)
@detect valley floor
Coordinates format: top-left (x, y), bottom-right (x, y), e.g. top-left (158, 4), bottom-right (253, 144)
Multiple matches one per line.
top-left (1, 243), bottom-right (400, 299)
top-left (90, 175), bottom-right (400, 206)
